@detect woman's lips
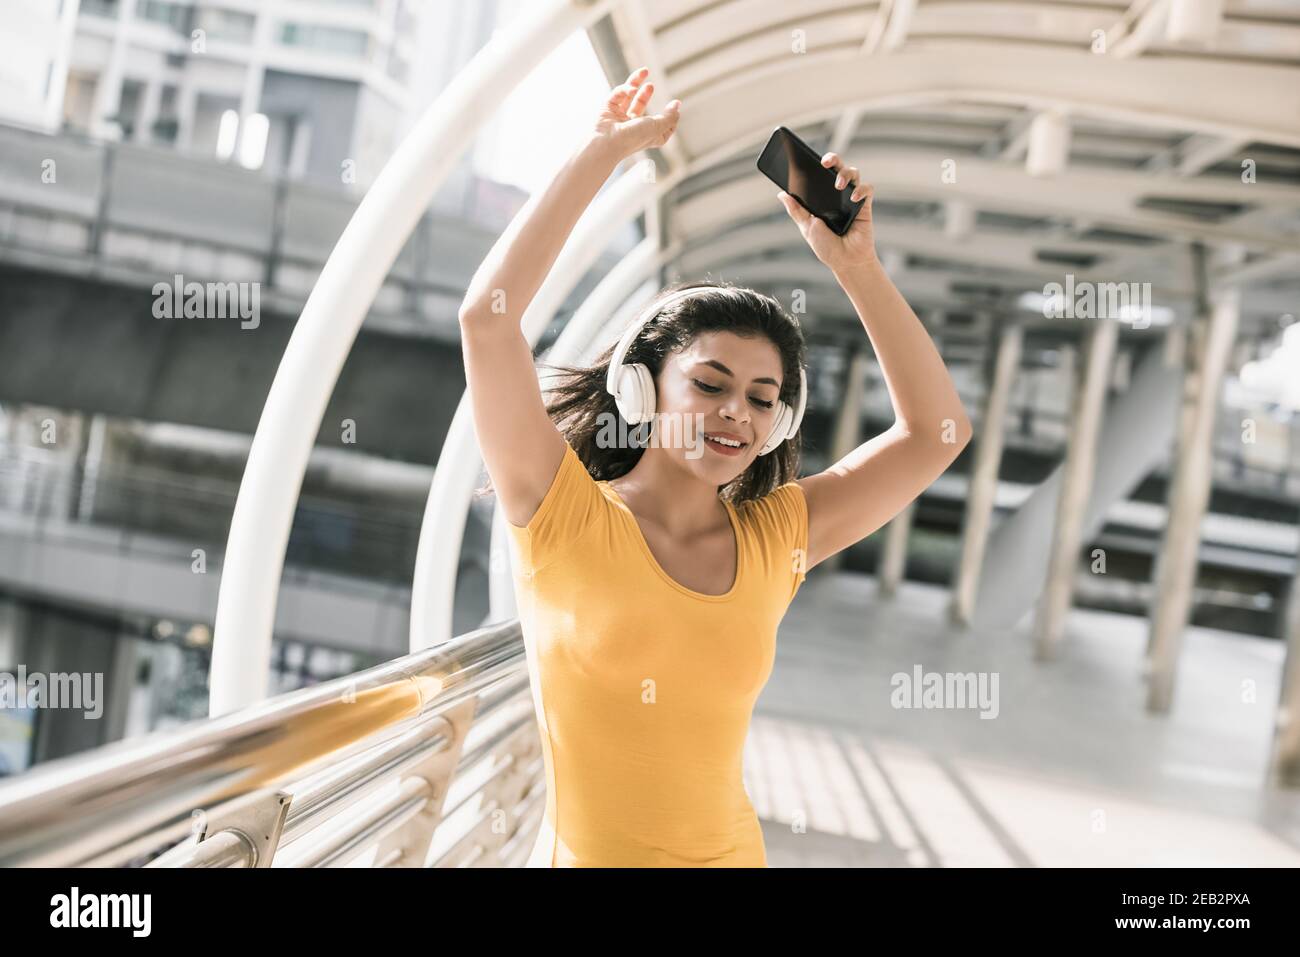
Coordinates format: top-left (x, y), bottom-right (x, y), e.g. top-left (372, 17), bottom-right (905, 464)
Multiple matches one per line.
top-left (703, 433), bottom-right (746, 456)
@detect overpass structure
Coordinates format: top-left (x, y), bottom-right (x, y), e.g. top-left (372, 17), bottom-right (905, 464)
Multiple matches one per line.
top-left (1, 0), bottom-right (1299, 868)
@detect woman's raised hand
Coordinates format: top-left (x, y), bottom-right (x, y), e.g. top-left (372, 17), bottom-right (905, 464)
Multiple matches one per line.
top-left (591, 67), bottom-right (681, 160)
top-left (777, 152), bottom-right (877, 271)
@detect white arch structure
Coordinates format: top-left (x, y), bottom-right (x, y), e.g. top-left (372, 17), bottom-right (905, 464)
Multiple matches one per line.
top-left (211, 0), bottom-right (1300, 715)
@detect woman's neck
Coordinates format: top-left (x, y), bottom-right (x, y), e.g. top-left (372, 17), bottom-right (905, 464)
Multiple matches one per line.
top-left (607, 450), bottom-right (730, 540)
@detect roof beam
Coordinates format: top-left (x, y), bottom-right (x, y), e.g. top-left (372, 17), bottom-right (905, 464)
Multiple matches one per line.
top-left (675, 147), bottom-right (1300, 254)
top-left (1105, 0), bottom-right (1172, 58)
top-left (676, 42), bottom-right (1300, 162)
top-left (880, 0), bottom-right (916, 53)
top-left (597, 0), bottom-right (689, 175)
top-left (981, 109), bottom-right (1038, 161)
top-left (1144, 132), bottom-right (1246, 176)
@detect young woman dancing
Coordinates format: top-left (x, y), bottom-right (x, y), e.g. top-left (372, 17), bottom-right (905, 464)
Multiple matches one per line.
top-left (458, 67), bottom-right (972, 867)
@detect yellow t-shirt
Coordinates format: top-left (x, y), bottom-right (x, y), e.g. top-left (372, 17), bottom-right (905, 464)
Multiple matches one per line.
top-left (505, 439), bottom-right (809, 867)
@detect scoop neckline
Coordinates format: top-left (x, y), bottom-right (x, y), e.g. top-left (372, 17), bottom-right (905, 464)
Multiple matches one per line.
top-left (598, 482), bottom-right (743, 602)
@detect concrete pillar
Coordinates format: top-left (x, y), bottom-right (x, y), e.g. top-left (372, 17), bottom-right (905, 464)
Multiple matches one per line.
top-left (175, 83), bottom-right (199, 151)
top-left (135, 80), bottom-right (163, 144)
top-left (949, 321), bottom-right (1022, 626)
top-left (1033, 319), bottom-right (1119, 660)
top-left (1145, 244), bottom-right (1244, 712)
top-left (972, 340), bottom-right (1186, 630)
top-left (73, 414), bottom-right (110, 521)
top-left (821, 344), bottom-right (869, 575)
top-left (877, 328), bottom-right (941, 597)
top-left (232, 10), bottom-right (274, 163)
top-left (44, 0), bottom-right (80, 132)
top-left (1270, 548), bottom-right (1300, 786)
top-left (877, 501), bottom-right (915, 598)
top-left (90, 0), bottom-right (138, 139)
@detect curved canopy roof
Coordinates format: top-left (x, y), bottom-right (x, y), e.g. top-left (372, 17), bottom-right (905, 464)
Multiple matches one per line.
top-left (586, 0), bottom-right (1300, 347)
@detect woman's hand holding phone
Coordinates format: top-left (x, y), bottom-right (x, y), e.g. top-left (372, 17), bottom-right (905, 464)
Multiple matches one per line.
top-left (589, 66), bottom-right (681, 162)
top-left (778, 152), bottom-right (876, 272)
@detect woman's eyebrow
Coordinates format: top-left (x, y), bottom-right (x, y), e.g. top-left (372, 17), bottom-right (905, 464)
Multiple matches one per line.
top-left (695, 358), bottom-right (780, 387)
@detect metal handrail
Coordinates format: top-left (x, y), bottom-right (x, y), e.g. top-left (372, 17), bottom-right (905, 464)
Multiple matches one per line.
top-left (0, 619), bottom-right (542, 868)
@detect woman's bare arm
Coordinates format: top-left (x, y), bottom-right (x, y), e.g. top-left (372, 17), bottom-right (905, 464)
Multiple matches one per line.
top-left (459, 68), bottom-right (680, 527)
top-left (777, 154), bottom-right (973, 569)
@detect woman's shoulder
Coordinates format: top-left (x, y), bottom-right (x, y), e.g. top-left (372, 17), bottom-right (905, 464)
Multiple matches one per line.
top-left (733, 479), bottom-right (810, 601)
top-left (735, 478), bottom-right (806, 512)
top-left (734, 479), bottom-right (807, 540)
top-left (505, 438), bottom-right (612, 572)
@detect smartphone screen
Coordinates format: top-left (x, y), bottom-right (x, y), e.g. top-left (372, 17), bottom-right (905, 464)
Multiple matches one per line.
top-left (756, 126), bottom-right (865, 236)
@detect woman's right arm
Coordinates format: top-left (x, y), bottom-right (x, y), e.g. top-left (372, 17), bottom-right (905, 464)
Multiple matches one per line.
top-left (458, 68), bottom-right (680, 528)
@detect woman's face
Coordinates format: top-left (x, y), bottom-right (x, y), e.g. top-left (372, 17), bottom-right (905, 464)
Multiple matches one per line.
top-left (651, 330), bottom-right (785, 483)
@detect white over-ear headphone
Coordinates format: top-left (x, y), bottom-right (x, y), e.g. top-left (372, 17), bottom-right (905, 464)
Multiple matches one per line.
top-left (604, 287), bottom-right (807, 456)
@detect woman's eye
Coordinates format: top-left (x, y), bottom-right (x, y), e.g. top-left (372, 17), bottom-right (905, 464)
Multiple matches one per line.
top-left (695, 379), bottom-right (775, 409)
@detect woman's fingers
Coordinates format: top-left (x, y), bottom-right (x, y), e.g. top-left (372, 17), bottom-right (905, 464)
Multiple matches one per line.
top-left (850, 181), bottom-right (873, 203)
top-left (629, 81), bottom-right (654, 118)
top-left (777, 190), bottom-right (810, 229)
top-left (608, 67), bottom-right (649, 114)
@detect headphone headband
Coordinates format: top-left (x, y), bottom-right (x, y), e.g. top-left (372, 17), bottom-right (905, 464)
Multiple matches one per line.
top-left (605, 287), bottom-right (708, 396)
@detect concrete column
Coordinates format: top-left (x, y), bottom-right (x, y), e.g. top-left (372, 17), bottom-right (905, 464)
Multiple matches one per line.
top-left (135, 80), bottom-right (163, 144)
top-left (972, 341), bottom-right (1186, 630)
top-left (877, 501), bottom-right (915, 598)
top-left (44, 0), bottom-right (80, 131)
top-left (821, 344), bottom-right (869, 575)
top-left (90, 0), bottom-right (138, 139)
top-left (232, 10), bottom-right (273, 162)
top-left (1033, 319), bottom-right (1119, 660)
top-left (73, 414), bottom-right (110, 521)
top-left (175, 83), bottom-right (199, 151)
top-left (877, 328), bottom-right (941, 597)
top-left (1145, 244), bottom-right (1244, 712)
top-left (1270, 548), bottom-right (1300, 786)
top-left (949, 321), bottom-right (1022, 626)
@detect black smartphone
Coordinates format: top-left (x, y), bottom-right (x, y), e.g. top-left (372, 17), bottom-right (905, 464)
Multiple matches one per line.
top-left (756, 126), bottom-right (865, 236)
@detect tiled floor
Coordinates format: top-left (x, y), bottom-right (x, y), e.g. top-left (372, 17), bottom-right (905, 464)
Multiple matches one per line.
top-left (746, 571), bottom-right (1300, 867)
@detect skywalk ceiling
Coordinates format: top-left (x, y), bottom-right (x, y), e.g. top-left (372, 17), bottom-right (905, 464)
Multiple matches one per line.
top-left (589, 0), bottom-right (1300, 348)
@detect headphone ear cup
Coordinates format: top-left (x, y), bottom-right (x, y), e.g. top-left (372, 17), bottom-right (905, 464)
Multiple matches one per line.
top-left (633, 363), bottom-right (656, 425)
top-left (612, 363), bottom-right (641, 424)
top-left (757, 401), bottom-right (794, 456)
top-left (615, 362), bottom-right (655, 425)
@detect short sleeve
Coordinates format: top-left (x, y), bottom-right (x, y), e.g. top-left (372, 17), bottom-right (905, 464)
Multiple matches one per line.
top-left (743, 481), bottom-right (810, 604)
top-left (504, 440), bottom-right (605, 573)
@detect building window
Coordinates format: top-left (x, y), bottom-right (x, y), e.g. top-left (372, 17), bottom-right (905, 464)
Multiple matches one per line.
top-left (280, 22), bottom-right (370, 58)
top-left (80, 0), bottom-right (120, 19)
top-left (195, 8), bottom-right (256, 44)
top-left (137, 0), bottom-right (191, 34)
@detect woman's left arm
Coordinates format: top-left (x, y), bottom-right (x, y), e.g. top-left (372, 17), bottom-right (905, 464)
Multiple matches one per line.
top-left (777, 154), bottom-right (974, 571)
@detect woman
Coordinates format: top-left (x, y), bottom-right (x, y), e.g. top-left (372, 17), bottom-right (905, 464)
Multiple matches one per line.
top-left (459, 68), bottom-right (972, 867)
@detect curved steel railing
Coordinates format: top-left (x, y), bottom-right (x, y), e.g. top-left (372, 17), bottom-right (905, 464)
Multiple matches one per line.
top-left (0, 620), bottom-right (543, 868)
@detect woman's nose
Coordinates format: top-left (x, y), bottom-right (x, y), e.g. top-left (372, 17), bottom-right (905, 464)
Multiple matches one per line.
top-left (720, 401), bottom-right (749, 424)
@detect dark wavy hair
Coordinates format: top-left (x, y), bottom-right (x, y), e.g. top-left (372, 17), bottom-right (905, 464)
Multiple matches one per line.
top-left (473, 278), bottom-right (807, 505)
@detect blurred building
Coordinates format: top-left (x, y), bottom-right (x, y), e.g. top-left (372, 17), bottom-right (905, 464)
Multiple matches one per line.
top-left (30, 0), bottom-right (500, 188)
top-left (0, 0), bottom-right (81, 133)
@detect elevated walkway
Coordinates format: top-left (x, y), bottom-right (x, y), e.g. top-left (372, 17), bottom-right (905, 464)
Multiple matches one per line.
top-left (753, 574), bottom-right (1300, 866)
